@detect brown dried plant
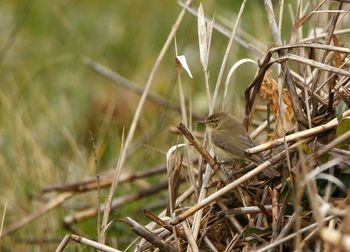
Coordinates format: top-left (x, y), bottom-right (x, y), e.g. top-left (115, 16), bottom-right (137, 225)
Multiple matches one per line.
top-left (261, 69), bottom-right (295, 138)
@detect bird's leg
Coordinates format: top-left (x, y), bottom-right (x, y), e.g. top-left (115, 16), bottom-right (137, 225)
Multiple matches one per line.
top-left (214, 157), bottom-right (234, 180)
top-left (214, 156), bottom-right (226, 167)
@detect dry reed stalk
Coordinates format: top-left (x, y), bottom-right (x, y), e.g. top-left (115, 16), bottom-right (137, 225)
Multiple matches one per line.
top-left (246, 111), bottom-right (350, 154)
top-left (211, 0), bottom-right (247, 112)
top-left (176, 123), bottom-right (229, 184)
top-left (165, 145), bottom-right (183, 247)
top-left (56, 234), bottom-right (122, 252)
top-left (0, 203), bottom-right (7, 239)
top-left (99, 129), bottom-right (125, 245)
top-left (143, 209), bottom-right (186, 239)
top-left (274, 54), bottom-right (350, 77)
top-left (126, 217), bottom-right (179, 252)
top-left (42, 164), bottom-right (167, 193)
top-left (181, 221), bottom-right (199, 252)
top-left (135, 187), bottom-right (194, 249)
top-left (300, 28), bottom-right (350, 42)
top-left (221, 205), bottom-right (274, 215)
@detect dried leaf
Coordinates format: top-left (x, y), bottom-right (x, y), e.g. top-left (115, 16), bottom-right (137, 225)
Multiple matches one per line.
top-left (261, 70), bottom-right (295, 137)
top-left (197, 3), bottom-right (209, 69)
top-left (206, 13), bottom-right (215, 62)
top-left (175, 57), bottom-right (182, 76)
top-left (175, 55), bottom-right (193, 79)
top-left (261, 70), bottom-right (278, 115)
top-left (282, 89), bottom-right (295, 123)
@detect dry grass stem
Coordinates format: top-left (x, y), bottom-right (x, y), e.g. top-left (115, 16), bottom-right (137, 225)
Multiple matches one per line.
top-left (56, 234), bottom-right (122, 252)
top-left (211, 0), bottom-right (247, 112)
top-left (181, 221), bottom-right (199, 252)
top-left (99, 128), bottom-right (125, 245)
top-left (0, 203), bottom-right (7, 239)
top-left (42, 164), bottom-right (167, 193)
top-left (275, 54), bottom-right (350, 77)
top-left (126, 217), bottom-right (179, 252)
top-left (246, 111), bottom-right (350, 154)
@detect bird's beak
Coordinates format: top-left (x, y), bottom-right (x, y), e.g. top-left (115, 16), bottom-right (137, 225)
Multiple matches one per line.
top-left (198, 118), bottom-right (208, 124)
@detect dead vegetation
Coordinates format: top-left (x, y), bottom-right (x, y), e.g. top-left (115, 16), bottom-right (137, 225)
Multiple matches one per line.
top-left (2, 0), bottom-right (350, 251)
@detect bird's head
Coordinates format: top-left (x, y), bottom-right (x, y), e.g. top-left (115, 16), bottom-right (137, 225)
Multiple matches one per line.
top-left (199, 112), bottom-right (229, 130)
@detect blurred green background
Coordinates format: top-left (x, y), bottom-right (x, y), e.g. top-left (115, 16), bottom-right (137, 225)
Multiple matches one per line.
top-left (0, 0), bottom-right (278, 250)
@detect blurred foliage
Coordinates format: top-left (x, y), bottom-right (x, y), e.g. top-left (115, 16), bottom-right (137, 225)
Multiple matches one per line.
top-left (0, 0), bottom-right (296, 250)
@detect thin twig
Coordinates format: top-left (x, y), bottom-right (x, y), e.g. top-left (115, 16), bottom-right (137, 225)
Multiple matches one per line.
top-left (126, 217), bottom-right (179, 252)
top-left (176, 123), bottom-right (229, 184)
top-left (271, 42), bottom-right (350, 55)
top-left (300, 28), bottom-right (350, 42)
top-left (55, 235), bottom-right (71, 252)
top-left (0, 203), bottom-right (7, 239)
top-left (42, 164), bottom-right (167, 193)
top-left (56, 234), bottom-right (122, 252)
top-left (274, 54), bottom-right (350, 77)
top-left (135, 187), bottom-right (194, 249)
top-left (211, 0), bottom-right (248, 111)
top-left (246, 111), bottom-right (350, 154)
top-left (182, 221), bottom-right (199, 252)
top-left (143, 209), bottom-right (186, 239)
top-left (99, 128), bottom-right (125, 245)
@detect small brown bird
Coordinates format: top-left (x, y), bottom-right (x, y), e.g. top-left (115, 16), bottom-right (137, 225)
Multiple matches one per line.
top-left (200, 111), bottom-right (279, 177)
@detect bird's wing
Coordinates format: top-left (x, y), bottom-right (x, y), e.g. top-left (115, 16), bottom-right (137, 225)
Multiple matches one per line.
top-left (212, 131), bottom-right (279, 176)
top-left (211, 130), bottom-right (254, 159)
top-left (212, 129), bottom-right (279, 177)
